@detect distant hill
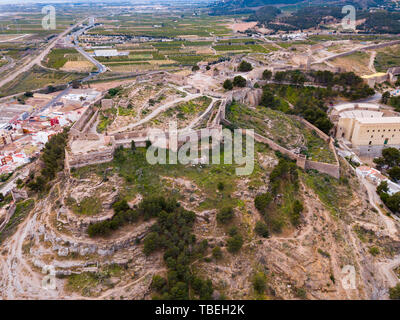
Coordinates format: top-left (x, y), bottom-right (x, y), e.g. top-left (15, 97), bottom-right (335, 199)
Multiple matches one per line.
top-left (208, 0), bottom-right (393, 15)
top-left (246, 3), bottom-right (400, 34)
top-left (208, 0), bottom-right (304, 16)
top-left (248, 6), bottom-right (281, 24)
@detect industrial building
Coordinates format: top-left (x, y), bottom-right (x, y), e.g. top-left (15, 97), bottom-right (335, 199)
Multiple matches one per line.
top-left (0, 104), bottom-right (32, 126)
top-left (93, 49), bottom-right (129, 57)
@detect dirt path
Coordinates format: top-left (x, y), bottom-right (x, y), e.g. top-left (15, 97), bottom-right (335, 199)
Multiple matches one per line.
top-left (369, 51), bottom-right (377, 74)
top-left (108, 90), bottom-right (202, 134)
top-left (361, 177), bottom-right (399, 240)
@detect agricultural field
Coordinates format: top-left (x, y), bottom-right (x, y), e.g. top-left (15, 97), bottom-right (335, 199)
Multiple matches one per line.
top-left (226, 103), bottom-right (336, 164)
top-left (43, 48), bottom-right (95, 72)
top-left (80, 13), bottom-right (256, 72)
top-left (0, 42), bottom-right (40, 61)
top-left (92, 41), bottom-right (223, 72)
top-left (0, 11), bottom-right (77, 37)
top-left (88, 13), bottom-right (233, 38)
top-left (212, 43), bottom-right (272, 54)
top-left (0, 65), bottom-right (85, 96)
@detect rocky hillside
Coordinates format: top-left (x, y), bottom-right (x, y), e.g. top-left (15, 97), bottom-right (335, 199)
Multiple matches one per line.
top-left (1, 143), bottom-right (399, 299)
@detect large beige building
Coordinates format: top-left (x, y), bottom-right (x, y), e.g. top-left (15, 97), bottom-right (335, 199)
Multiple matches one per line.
top-left (334, 103), bottom-right (400, 156)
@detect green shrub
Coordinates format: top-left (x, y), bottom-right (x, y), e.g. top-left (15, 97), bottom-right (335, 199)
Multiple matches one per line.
top-left (212, 246), bottom-right (223, 260)
top-left (389, 284), bottom-right (400, 300)
top-left (369, 246), bottom-right (380, 256)
top-left (227, 234), bottom-right (243, 253)
top-left (223, 79), bottom-right (233, 90)
top-left (254, 221), bottom-right (269, 238)
top-left (252, 272), bottom-right (267, 294)
top-left (238, 61), bottom-right (253, 72)
top-left (216, 207), bottom-right (234, 224)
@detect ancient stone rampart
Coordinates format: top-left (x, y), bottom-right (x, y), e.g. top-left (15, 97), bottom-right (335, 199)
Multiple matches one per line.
top-left (221, 103), bottom-right (340, 179)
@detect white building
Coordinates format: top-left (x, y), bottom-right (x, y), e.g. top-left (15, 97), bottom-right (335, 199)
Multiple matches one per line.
top-left (93, 49), bottom-right (129, 57)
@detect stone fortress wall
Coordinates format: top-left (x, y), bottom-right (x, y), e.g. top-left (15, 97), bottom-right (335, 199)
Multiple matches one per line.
top-left (221, 94), bottom-right (341, 179)
top-left (64, 75), bottom-right (340, 179)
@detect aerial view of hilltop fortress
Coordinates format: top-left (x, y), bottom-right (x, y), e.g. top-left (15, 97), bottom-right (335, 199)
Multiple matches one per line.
top-left (0, 0), bottom-right (400, 301)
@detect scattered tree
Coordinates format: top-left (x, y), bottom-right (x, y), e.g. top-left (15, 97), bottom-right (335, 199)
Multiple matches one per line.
top-left (252, 272), bottom-right (267, 294)
top-left (262, 69), bottom-right (272, 80)
top-left (238, 60), bottom-right (253, 72)
top-left (223, 79), bottom-right (233, 90)
top-left (216, 207), bottom-right (234, 224)
top-left (233, 75), bottom-right (246, 88)
top-left (212, 246), bottom-right (223, 260)
top-left (226, 234), bottom-right (243, 253)
top-left (254, 221), bottom-right (269, 238)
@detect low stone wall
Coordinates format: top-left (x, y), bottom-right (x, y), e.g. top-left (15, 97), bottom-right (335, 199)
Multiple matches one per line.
top-left (304, 159), bottom-right (340, 179)
top-left (295, 116), bottom-right (330, 142)
top-left (111, 130), bottom-right (148, 141)
top-left (222, 103), bottom-right (340, 179)
top-left (67, 148), bottom-right (114, 169)
top-left (70, 107), bottom-right (95, 138)
top-left (82, 108), bottom-right (99, 134)
top-left (251, 131), bottom-right (298, 160)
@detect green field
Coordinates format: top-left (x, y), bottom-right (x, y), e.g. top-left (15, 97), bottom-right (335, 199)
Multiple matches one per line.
top-left (43, 48), bottom-right (80, 69)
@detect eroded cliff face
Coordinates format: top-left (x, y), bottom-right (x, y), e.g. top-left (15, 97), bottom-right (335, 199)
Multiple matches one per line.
top-left (0, 154), bottom-right (399, 300)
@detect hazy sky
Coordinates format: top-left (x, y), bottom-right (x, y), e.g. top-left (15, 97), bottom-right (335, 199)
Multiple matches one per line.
top-left (0, 0), bottom-right (149, 4)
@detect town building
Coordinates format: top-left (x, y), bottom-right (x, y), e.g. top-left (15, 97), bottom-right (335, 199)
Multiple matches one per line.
top-left (334, 103), bottom-right (400, 156)
top-left (0, 130), bottom-right (12, 146)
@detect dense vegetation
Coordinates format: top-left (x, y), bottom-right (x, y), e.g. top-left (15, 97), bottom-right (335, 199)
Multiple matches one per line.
top-left (374, 148), bottom-right (400, 182)
top-left (27, 128), bottom-right (69, 192)
top-left (89, 194), bottom-right (214, 299)
top-left (272, 6), bottom-right (343, 31)
top-left (382, 91), bottom-right (400, 112)
top-left (260, 70), bottom-right (374, 134)
top-left (377, 181), bottom-right (400, 214)
top-left (358, 11), bottom-right (400, 34)
top-left (144, 197), bottom-right (214, 300)
top-left (248, 6), bottom-right (281, 25)
top-left (0, 199), bottom-right (35, 244)
top-left (254, 157), bottom-right (303, 232)
top-left (247, 4), bottom-right (400, 34)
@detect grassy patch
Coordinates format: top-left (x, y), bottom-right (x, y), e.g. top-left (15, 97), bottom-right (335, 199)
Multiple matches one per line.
top-left (74, 141), bottom-right (270, 212)
top-left (0, 199), bottom-right (35, 244)
top-left (303, 170), bottom-right (344, 217)
top-left (374, 45), bottom-right (400, 72)
top-left (226, 103), bottom-right (335, 163)
top-left (66, 196), bottom-right (102, 216)
top-left (43, 48), bottom-right (79, 69)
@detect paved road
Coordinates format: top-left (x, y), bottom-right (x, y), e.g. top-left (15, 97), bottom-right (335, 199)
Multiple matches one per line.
top-left (0, 34), bottom-right (29, 43)
top-left (0, 19), bottom-right (87, 89)
top-left (33, 20), bottom-right (107, 115)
